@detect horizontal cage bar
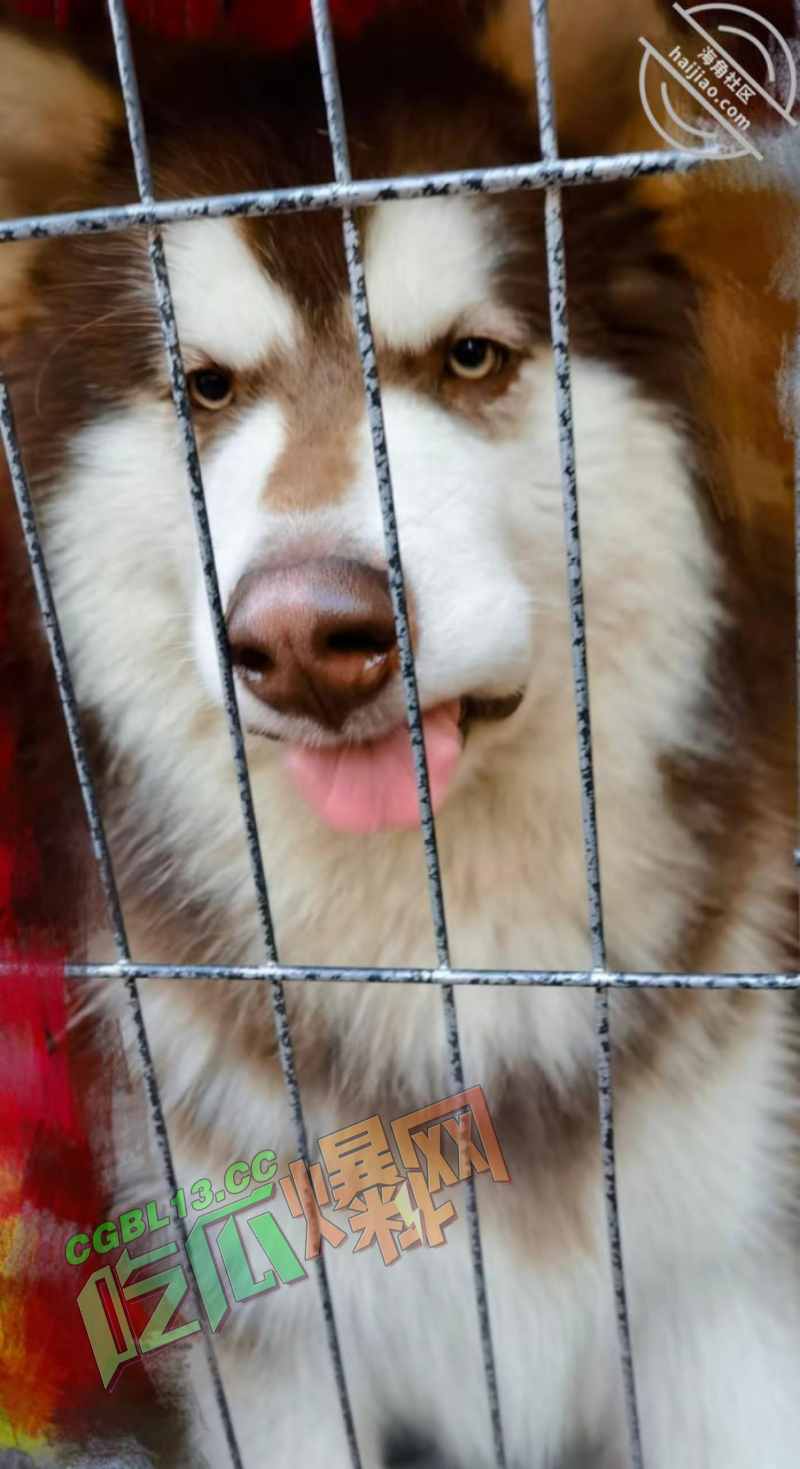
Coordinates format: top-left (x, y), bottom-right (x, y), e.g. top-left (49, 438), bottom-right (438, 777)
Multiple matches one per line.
top-left (49, 964), bottom-right (800, 989)
top-left (0, 148), bottom-right (725, 245)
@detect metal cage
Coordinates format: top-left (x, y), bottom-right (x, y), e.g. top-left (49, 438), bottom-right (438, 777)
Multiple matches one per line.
top-left (0, 3), bottom-right (796, 1467)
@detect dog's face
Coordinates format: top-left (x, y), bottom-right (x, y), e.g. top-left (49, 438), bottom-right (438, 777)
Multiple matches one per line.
top-left (180, 199), bottom-right (546, 755)
top-left (9, 22), bottom-right (712, 851)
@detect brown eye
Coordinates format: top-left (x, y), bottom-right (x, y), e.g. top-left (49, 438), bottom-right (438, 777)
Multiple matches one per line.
top-left (188, 367), bottom-right (234, 410)
top-left (447, 337), bottom-right (506, 381)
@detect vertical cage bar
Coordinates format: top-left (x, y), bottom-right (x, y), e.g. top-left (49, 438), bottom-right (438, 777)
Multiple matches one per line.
top-left (309, 0), bottom-right (449, 965)
top-left (528, 3), bottom-right (644, 1465)
top-left (528, 3), bottom-right (606, 965)
top-left (104, 5), bottom-right (363, 1466)
top-left (309, 6), bottom-right (508, 1465)
top-left (103, 0), bottom-right (277, 963)
top-left (0, 377), bottom-right (246, 1469)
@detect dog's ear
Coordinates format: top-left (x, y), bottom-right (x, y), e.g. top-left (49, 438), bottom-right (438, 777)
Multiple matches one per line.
top-left (0, 19), bottom-right (120, 338)
top-left (641, 137), bottom-right (800, 550)
top-left (476, 0), bottom-right (798, 154)
top-left (479, 0), bottom-right (800, 556)
top-left (476, 0), bottom-right (680, 153)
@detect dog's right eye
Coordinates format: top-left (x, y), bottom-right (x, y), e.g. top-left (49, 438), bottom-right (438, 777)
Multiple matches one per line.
top-left (188, 367), bottom-right (235, 411)
top-left (446, 337), bottom-right (507, 381)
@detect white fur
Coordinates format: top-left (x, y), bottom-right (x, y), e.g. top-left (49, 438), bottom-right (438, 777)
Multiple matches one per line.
top-left (364, 197), bottom-right (503, 350)
top-left (170, 999), bottom-right (800, 1469)
top-left (164, 218), bottom-right (297, 369)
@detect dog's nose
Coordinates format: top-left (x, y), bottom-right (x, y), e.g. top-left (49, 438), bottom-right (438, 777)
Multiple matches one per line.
top-left (227, 557), bottom-right (398, 729)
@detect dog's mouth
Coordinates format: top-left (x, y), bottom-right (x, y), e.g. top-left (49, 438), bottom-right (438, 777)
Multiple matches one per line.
top-left (458, 690), bottom-right (524, 732)
top-left (282, 688), bottom-right (523, 834)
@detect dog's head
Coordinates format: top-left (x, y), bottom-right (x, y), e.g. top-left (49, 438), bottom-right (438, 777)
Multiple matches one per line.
top-left (2, 8), bottom-right (722, 852)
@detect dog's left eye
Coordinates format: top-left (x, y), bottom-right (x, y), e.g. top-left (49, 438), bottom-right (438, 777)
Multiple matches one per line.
top-left (188, 367), bottom-right (235, 410)
top-left (446, 337), bottom-right (507, 381)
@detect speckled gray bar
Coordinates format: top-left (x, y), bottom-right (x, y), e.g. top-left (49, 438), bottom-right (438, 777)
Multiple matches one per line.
top-left (310, 1), bottom-right (507, 1463)
top-left (0, 150), bottom-right (724, 247)
top-left (529, 2), bottom-right (644, 1465)
top-left (52, 963), bottom-right (800, 989)
top-left (105, 3), bottom-right (361, 1465)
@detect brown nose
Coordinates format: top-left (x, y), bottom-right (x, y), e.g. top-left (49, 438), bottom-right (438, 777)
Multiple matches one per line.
top-left (227, 557), bottom-right (398, 730)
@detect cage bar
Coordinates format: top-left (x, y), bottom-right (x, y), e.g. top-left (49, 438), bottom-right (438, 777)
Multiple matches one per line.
top-left (103, 2), bottom-right (363, 1464)
top-left (0, 148), bottom-right (725, 246)
top-left (528, 2), bottom-right (644, 1464)
top-left (50, 962), bottom-right (800, 989)
top-left (309, 2), bottom-right (508, 1460)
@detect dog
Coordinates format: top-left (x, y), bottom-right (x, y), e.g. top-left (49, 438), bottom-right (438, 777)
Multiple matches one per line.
top-left (1, 3), bottom-right (800, 1466)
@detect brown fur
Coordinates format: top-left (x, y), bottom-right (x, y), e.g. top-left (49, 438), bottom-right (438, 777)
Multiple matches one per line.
top-left (0, 13), bottom-right (120, 336)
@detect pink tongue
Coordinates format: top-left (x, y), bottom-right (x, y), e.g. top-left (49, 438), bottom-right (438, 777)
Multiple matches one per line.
top-left (285, 701), bottom-right (463, 834)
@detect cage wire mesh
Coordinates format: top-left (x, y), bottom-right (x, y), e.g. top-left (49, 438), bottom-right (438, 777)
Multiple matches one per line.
top-left (0, 1), bottom-right (796, 1467)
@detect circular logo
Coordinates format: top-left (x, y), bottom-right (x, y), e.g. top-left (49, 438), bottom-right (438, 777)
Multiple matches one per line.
top-left (639, 3), bottom-right (798, 160)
